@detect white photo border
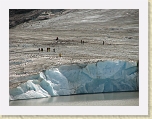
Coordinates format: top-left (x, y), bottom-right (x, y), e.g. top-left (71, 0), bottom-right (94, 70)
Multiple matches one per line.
top-left (0, 0), bottom-right (148, 115)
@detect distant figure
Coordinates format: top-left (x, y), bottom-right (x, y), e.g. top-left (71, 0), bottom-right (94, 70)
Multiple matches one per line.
top-left (103, 41), bottom-right (104, 45)
top-left (41, 48), bottom-right (43, 51)
top-left (83, 41), bottom-right (84, 44)
top-left (81, 40), bottom-right (82, 44)
top-left (38, 48), bottom-right (40, 52)
top-left (59, 53), bottom-right (61, 57)
top-left (56, 37), bottom-right (58, 41)
top-left (53, 48), bottom-right (55, 52)
top-left (47, 48), bottom-right (50, 52)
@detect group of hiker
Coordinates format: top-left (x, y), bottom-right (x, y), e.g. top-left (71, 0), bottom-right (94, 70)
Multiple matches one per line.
top-left (39, 47), bottom-right (55, 52)
top-left (38, 37), bottom-right (59, 52)
top-left (38, 37), bottom-right (105, 54)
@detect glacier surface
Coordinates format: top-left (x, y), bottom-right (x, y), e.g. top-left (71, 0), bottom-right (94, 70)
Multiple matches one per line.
top-left (9, 60), bottom-right (139, 100)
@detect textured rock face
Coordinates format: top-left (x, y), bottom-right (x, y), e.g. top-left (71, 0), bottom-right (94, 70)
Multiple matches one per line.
top-left (9, 60), bottom-right (139, 100)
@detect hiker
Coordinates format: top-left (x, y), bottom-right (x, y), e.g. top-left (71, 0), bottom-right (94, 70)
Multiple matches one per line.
top-left (53, 48), bottom-right (55, 52)
top-left (41, 48), bottom-right (43, 51)
top-left (83, 41), bottom-right (84, 44)
top-left (103, 41), bottom-right (104, 45)
top-left (56, 37), bottom-right (58, 41)
top-left (47, 48), bottom-right (50, 52)
top-left (59, 53), bottom-right (61, 57)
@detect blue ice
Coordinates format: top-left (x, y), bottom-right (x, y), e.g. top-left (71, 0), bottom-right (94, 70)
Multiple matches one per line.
top-left (9, 60), bottom-right (139, 100)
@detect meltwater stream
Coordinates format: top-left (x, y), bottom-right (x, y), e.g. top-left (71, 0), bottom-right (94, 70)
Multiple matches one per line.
top-left (9, 60), bottom-right (139, 101)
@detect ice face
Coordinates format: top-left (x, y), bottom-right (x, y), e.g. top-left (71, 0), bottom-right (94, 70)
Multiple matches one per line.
top-left (9, 80), bottom-right (50, 100)
top-left (9, 60), bottom-right (139, 100)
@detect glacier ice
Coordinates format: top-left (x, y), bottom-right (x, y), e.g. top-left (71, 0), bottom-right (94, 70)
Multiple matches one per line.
top-left (9, 60), bottom-right (139, 100)
top-left (9, 80), bottom-right (50, 100)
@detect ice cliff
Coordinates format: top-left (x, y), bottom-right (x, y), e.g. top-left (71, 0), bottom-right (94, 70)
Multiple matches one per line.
top-left (9, 60), bottom-right (139, 100)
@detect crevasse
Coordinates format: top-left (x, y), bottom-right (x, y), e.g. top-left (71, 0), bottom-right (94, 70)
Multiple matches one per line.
top-left (9, 60), bottom-right (139, 100)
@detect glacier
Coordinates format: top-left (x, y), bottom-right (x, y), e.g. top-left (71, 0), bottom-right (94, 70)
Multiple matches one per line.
top-left (9, 60), bottom-right (139, 100)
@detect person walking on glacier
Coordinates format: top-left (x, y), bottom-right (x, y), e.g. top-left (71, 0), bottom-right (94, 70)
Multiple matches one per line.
top-left (56, 37), bottom-right (58, 41)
